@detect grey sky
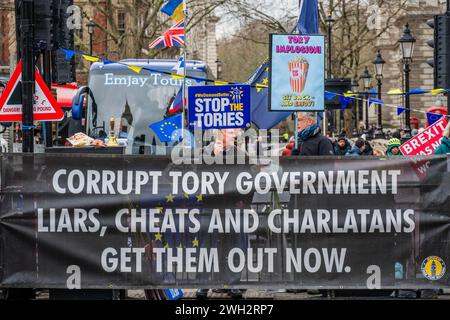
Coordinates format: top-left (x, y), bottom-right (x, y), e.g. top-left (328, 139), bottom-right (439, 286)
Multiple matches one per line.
top-left (215, 0), bottom-right (301, 39)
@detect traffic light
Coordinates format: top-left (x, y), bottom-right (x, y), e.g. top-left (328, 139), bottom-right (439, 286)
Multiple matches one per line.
top-left (52, 0), bottom-right (76, 84)
top-left (34, 0), bottom-right (54, 49)
top-left (52, 50), bottom-right (76, 84)
top-left (15, 0), bottom-right (76, 83)
top-left (426, 14), bottom-right (450, 89)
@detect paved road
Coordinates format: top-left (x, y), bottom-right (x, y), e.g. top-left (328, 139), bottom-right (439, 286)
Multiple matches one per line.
top-left (127, 289), bottom-right (450, 300)
top-left (11, 289), bottom-right (447, 300)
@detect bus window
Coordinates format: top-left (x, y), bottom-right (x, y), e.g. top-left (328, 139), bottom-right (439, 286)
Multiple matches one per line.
top-left (86, 60), bottom-right (207, 155)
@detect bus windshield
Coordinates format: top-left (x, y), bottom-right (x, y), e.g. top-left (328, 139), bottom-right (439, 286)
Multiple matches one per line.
top-left (86, 60), bottom-right (207, 154)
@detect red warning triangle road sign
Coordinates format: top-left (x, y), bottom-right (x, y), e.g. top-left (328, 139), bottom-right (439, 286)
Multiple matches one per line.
top-left (0, 60), bottom-right (64, 122)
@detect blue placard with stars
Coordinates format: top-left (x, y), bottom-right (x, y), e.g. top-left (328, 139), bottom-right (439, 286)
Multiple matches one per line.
top-left (188, 85), bottom-right (251, 130)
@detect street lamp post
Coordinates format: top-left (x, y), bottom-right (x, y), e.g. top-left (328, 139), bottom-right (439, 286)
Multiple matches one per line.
top-left (360, 66), bottom-right (372, 135)
top-left (373, 50), bottom-right (385, 139)
top-left (399, 24), bottom-right (416, 141)
top-left (325, 14), bottom-right (335, 134)
top-left (87, 20), bottom-right (97, 56)
top-left (325, 13), bottom-right (335, 79)
top-left (352, 76), bottom-right (360, 137)
top-left (215, 59), bottom-right (222, 80)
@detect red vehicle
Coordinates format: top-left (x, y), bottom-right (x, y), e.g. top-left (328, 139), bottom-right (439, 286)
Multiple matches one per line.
top-left (53, 82), bottom-right (78, 109)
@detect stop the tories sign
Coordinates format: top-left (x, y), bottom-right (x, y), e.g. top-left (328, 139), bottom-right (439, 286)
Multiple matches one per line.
top-left (400, 117), bottom-right (448, 156)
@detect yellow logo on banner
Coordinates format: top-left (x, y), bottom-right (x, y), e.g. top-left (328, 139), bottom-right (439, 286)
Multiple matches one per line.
top-left (421, 256), bottom-right (446, 281)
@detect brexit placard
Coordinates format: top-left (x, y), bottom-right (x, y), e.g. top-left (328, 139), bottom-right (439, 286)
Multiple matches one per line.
top-left (269, 34), bottom-right (325, 112)
top-left (188, 85), bottom-right (251, 130)
top-left (400, 117), bottom-right (448, 156)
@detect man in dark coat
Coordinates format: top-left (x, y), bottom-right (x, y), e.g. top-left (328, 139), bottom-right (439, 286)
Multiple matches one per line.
top-left (333, 136), bottom-right (351, 156)
top-left (293, 113), bottom-right (334, 156)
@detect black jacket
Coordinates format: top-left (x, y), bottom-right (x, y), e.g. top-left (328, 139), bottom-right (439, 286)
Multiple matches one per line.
top-left (298, 133), bottom-right (334, 156)
top-left (333, 140), bottom-right (351, 156)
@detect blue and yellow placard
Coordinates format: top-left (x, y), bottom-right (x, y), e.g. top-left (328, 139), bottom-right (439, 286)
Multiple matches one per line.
top-left (269, 34), bottom-right (325, 112)
top-left (188, 85), bottom-right (251, 130)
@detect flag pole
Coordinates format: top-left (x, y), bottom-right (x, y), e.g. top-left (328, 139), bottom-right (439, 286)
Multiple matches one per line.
top-left (181, 0), bottom-right (188, 151)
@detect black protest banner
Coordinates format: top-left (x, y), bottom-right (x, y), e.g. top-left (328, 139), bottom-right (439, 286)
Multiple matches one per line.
top-left (0, 154), bottom-right (449, 289)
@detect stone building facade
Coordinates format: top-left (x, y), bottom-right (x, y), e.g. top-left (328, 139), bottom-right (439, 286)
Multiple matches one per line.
top-left (377, 0), bottom-right (447, 128)
top-left (0, 0), bottom-right (15, 77)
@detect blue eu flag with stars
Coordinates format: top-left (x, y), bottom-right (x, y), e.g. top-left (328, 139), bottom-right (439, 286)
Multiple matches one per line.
top-left (149, 113), bottom-right (182, 143)
top-left (247, 61), bottom-right (291, 129)
top-left (427, 112), bottom-right (443, 126)
top-left (297, 0), bottom-right (319, 34)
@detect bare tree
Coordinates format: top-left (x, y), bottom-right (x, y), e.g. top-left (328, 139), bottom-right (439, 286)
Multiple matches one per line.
top-left (217, 0), bottom-right (407, 79)
top-left (317, 0), bottom-right (407, 136)
top-left (319, 0), bottom-right (408, 79)
top-left (218, 0), bottom-right (298, 41)
top-left (218, 22), bottom-right (270, 82)
top-left (82, 0), bottom-right (227, 60)
top-left (216, 0), bottom-right (408, 134)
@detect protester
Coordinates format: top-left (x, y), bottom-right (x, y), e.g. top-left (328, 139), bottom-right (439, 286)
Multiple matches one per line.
top-left (368, 124), bottom-right (376, 139)
top-left (385, 130), bottom-right (392, 140)
top-left (282, 138), bottom-right (295, 157)
top-left (386, 138), bottom-right (402, 156)
top-left (291, 113), bottom-right (334, 156)
top-left (434, 122), bottom-right (450, 155)
top-left (373, 146), bottom-right (386, 157)
top-left (339, 129), bottom-right (348, 137)
top-left (333, 136), bottom-right (351, 156)
top-left (197, 129), bottom-right (247, 300)
top-left (392, 130), bottom-right (402, 140)
top-left (362, 140), bottom-right (373, 156)
top-left (346, 139), bottom-right (365, 156)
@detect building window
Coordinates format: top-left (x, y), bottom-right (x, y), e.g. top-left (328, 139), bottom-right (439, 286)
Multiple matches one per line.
top-left (118, 11), bottom-right (126, 34)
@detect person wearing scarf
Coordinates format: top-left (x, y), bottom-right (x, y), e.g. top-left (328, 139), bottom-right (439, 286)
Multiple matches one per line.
top-left (293, 113), bottom-right (334, 156)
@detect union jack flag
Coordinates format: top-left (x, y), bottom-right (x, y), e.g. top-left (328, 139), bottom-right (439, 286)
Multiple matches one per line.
top-left (149, 20), bottom-right (185, 48)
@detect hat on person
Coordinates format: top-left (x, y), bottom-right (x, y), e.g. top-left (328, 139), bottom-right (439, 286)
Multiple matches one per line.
top-left (387, 138), bottom-right (401, 152)
top-left (337, 136), bottom-right (346, 143)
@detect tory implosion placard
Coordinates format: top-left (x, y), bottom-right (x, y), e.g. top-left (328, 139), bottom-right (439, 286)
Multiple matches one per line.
top-left (269, 34), bottom-right (325, 112)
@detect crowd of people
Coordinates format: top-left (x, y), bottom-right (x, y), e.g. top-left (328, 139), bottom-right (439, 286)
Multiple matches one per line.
top-left (193, 114), bottom-right (450, 300)
top-left (281, 113), bottom-right (450, 157)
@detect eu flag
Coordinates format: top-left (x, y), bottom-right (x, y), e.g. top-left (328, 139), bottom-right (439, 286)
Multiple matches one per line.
top-left (247, 62), bottom-right (291, 129)
top-left (427, 112), bottom-right (443, 126)
top-left (297, 0), bottom-right (319, 34)
top-left (298, 0), bottom-right (321, 125)
top-left (149, 113), bottom-right (182, 143)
